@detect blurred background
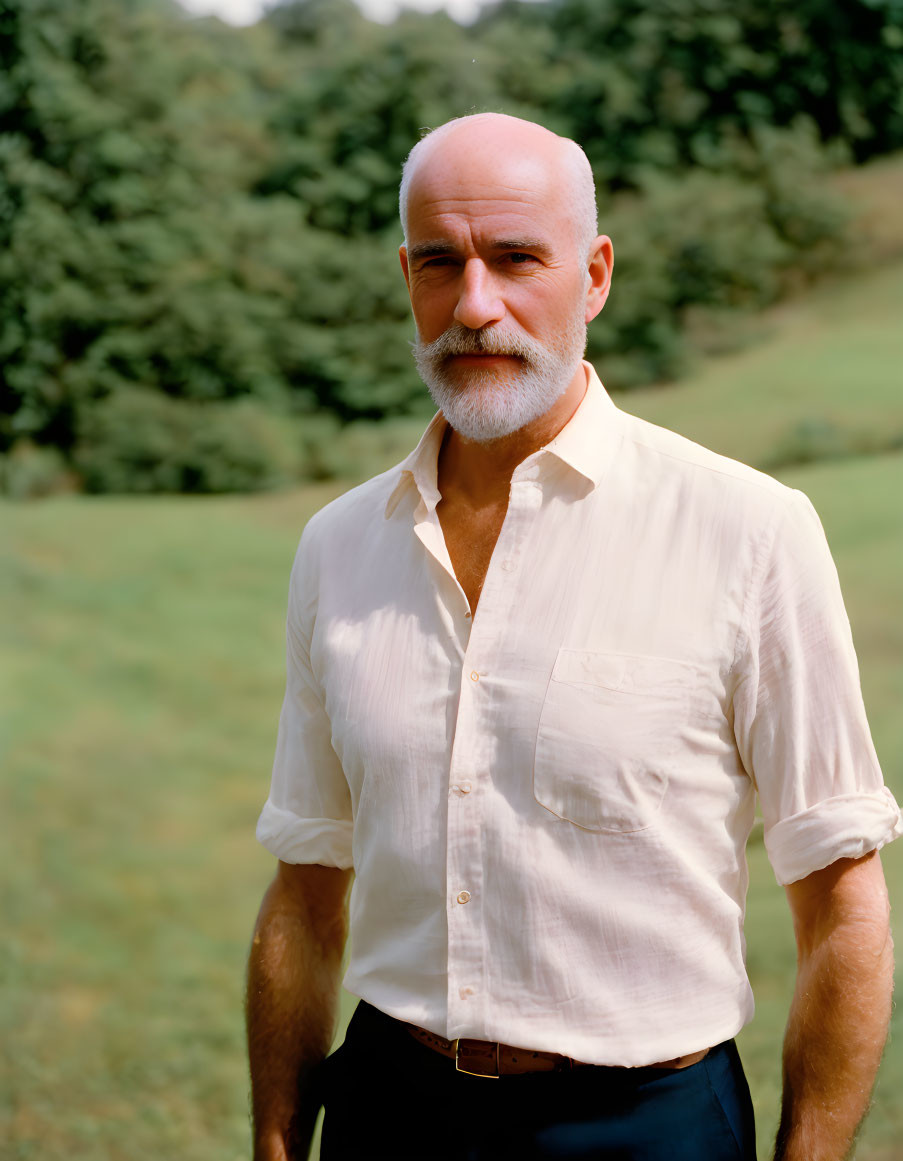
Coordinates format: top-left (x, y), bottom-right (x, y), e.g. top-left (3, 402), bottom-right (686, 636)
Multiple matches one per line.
top-left (2, 0), bottom-right (902, 1157)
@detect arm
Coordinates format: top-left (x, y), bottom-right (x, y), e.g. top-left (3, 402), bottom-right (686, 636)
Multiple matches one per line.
top-left (774, 849), bottom-right (893, 1161)
top-left (246, 860), bottom-right (353, 1161)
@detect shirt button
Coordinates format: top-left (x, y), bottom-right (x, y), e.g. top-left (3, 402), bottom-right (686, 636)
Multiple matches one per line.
top-left (501, 560), bottom-right (515, 572)
top-left (456, 890), bottom-right (471, 905)
top-left (464, 611), bottom-right (472, 619)
top-left (470, 671), bottom-right (479, 682)
top-left (460, 986), bottom-right (474, 999)
top-left (458, 781), bottom-right (472, 794)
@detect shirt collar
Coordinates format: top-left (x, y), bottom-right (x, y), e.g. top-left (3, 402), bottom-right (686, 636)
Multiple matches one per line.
top-left (383, 361), bottom-right (621, 519)
top-left (384, 409), bottom-right (448, 519)
top-left (540, 361), bottom-right (621, 489)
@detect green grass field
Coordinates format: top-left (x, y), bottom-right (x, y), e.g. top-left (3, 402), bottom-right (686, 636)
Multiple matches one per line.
top-left (3, 253), bottom-right (903, 1158)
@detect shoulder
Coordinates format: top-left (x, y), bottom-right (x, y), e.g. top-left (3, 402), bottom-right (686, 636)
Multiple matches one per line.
top-left (289, 461), bottom-right (415, 593)
top-left (285, 463), bottom-right (409, 619)
top-left (299, 463), bottom-right (407, 548)
top-left (617, 408), bottom-right (805, 524)
top-left (614, 412), bottom-right (840, 614)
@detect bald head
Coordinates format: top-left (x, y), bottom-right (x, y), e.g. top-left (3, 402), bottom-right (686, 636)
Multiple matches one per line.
top-left (399, 113), bottom-right (598, 260)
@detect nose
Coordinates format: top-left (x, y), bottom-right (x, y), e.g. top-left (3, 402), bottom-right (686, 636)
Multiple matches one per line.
top-left (453, 258), bottom-right (505, 330)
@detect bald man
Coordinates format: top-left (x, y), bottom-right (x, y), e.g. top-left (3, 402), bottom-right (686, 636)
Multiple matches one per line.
top-left (247, 115), bottom-right (900, 1161)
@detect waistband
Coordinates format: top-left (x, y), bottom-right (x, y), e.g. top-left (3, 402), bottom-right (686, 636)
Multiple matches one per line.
top-left (351, 1002), bottom-right (712, 1080)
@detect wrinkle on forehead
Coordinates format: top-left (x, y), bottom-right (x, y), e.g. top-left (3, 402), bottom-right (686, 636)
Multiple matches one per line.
top-left (420, 182), bottom-right (551, 207)
top-left (407, 161), bottom-right (565, 238)
top-left (415, 151), bottom-right (561, 194)
top-left (417, 195), bottom-right (550, 219)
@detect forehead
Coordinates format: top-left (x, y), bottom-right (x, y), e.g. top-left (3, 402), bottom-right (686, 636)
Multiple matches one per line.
top-left (405, 147), bottom-right (572, 246)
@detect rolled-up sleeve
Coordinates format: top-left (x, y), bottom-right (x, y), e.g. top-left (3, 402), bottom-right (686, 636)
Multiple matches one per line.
top-left (256, 523), bottom-right (354, 868)
top-left (732, 488), bottom-right (902, 885)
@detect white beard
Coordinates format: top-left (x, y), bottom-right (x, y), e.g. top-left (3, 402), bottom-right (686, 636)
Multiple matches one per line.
top-left (412, 310), bottom-right (587, 444)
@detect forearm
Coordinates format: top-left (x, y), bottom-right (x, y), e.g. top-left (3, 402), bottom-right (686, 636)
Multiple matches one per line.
top-left (775, 911), bottom-right (893, 1161)
top-left (246, 865), bottom-right (350, 1161)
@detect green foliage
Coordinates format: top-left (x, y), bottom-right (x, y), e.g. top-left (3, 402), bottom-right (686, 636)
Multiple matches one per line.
top-left (761, 417), bottom-right (903, 470)
top-left (2, 0), bottom-right (901, 491)
top-left (588, 119), bottom-right (850, 386)
top-left (517, 0), bottom-right (903, 183)
top-left (0, 439), bottom-right (70, 498)
top-left (74, 390), bottom-right (302, 493)
top-left (297, 414), bottom-right (433, 483)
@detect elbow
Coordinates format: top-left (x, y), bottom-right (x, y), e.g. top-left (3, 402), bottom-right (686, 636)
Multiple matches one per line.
top-left (789, 851), bottom-right (892, 965)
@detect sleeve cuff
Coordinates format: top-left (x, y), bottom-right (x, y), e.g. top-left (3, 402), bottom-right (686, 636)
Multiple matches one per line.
top-left (256, 799), bottom-right (354, 869)
top-left (764, 786), bottom-right (903, 885)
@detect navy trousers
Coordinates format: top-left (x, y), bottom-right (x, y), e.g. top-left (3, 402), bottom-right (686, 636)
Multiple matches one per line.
top-left (320, 1001), bottom-right (757, 1160)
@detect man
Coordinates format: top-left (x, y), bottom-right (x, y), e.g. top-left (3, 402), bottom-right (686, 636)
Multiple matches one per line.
top-left (247, 114), bottom-right (902, 1161)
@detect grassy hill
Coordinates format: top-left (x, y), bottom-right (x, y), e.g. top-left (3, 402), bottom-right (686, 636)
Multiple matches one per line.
top-left (3, 252), bottom-right (903, 1158)
top-left (622, 261), bottom-right (903, 470)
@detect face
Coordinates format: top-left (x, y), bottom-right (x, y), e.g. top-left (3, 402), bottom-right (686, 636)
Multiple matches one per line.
top-left (410, 289), bottom-right (588, 444)
top-left (400, 137), bottom-right (610, 443)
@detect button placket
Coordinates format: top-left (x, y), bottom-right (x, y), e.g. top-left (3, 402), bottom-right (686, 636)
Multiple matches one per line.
top-left (413, 499), bottom-right (476, 648)
top-left (445, 478), bottom-right (541, 1037)
top-left (445, 653), bottom-right (487, 1036)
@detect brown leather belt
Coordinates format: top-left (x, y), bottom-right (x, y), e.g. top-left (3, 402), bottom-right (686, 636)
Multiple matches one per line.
top-left (405, 1023), bottom-right (710, 1079)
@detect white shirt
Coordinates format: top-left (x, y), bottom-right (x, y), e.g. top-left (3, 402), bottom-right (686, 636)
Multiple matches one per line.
top-left (257, 362), bottom-right (902, 1067)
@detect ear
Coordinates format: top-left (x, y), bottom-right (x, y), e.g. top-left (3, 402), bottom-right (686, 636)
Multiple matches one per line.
top-left (399, 244), bottom-right (411, 292)
top-left (584, 235), bottom-right (613, 323)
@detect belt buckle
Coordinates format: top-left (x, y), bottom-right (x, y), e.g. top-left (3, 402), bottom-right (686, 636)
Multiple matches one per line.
top-left (455, 1038), bottom-right (501, 1079)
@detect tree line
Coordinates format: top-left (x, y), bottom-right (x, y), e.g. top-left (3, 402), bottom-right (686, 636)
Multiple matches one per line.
top-left (2, 0), bottom-right (902, 493)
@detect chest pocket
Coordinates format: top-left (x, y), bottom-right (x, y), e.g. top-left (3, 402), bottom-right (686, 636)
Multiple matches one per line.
top-left (533, 649), bottom-right (695, 833)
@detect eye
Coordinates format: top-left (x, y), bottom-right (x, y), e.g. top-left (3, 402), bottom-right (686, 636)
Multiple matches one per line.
top-left (504, 252), bottom-right (538, 265)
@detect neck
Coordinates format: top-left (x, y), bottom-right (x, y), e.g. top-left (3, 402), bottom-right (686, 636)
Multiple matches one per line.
top-left (437, 362), bottom-right (588, 507)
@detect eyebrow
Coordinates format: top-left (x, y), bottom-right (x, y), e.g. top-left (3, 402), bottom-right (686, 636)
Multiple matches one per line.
top-left (408, 238), bottom-right (554, 262)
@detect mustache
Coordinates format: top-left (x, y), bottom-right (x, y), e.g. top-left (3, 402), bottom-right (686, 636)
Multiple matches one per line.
top-left (416, 323), bottom-right (539, 362)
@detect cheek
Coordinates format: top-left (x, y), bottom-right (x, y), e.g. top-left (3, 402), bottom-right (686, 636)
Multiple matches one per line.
top-left (411, 293), bottom-right (455, 341)
top-left (508, 290), bottom-right (574, 338)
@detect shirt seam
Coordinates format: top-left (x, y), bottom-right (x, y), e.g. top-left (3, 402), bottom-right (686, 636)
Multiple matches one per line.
top-left (286, 529), bottom-right (329, 712)
top-left (728, 491), bottom-right (795, 678)
top-left (624, 438), bottom-right (782, 497)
